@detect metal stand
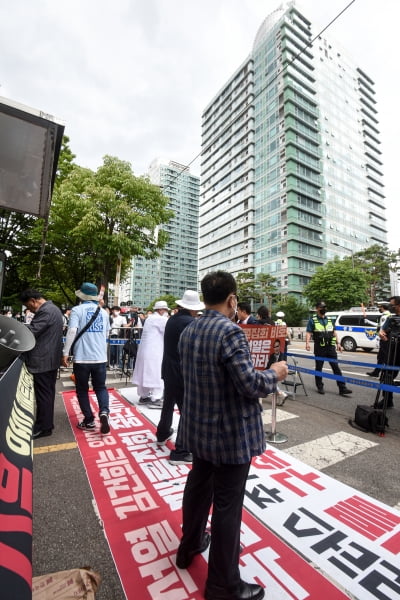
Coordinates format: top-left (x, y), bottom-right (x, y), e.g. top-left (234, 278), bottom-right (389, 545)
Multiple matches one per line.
top-left (120, 326), bottom-right (139, 384)
top-left (266, 392), bottom-right (288, 444)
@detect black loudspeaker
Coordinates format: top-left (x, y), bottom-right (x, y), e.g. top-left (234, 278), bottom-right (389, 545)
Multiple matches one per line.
top-left (0, 315), bottom-right (35, 370)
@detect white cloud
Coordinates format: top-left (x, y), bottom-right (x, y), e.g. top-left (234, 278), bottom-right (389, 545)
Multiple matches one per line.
top-left (0, 0), bottom-right (398, 248)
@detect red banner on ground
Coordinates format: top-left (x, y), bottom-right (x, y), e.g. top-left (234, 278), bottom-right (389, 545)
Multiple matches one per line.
top-left (63, 389), bottom-right (351, 600)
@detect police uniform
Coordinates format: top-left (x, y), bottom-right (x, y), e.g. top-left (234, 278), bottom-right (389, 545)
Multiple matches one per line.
top-left (306, 313), bottom-right (351, 395)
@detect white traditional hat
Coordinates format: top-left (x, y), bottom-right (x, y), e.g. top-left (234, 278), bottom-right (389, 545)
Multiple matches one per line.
top-left (276, 311), bottom-right (285, 318)
top-left (153, 300), bottom-right (169, 311)
top-left (176, 290), bottom-right (205, 311)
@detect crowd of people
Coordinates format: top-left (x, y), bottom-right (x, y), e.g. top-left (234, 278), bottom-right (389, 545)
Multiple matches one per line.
top-left (11, 275), bottom-right (400, 599)
top-left (11, 274), bottom-right (289, 599)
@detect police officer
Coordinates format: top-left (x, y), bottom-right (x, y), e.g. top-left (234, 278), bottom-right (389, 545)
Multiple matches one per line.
top-left (305, 301), bottom-right (352, 396)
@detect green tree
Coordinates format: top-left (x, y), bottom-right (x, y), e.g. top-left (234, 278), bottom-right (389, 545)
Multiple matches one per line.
top-left (236, 272), bottom-right (279, 314)
top-left (254, 273), bottom-right (278, 313)
top-left (273, 296), bottom-right (309, 326)
top-left (146, 294), bottom-right (179, 312)
top-left (0, 136), bottom-right (77, 309)
top-left (303, 257), bottom-right (368, 310)
top-left (21, 155), bottom-right (174, 306)
top-left (352, 244), bottom-right (398, 305)
top-left (0, 209), bottom-right (39, 309)
top-left (236, 272), bottom-right (257, 304)
top-left (56, 135), bottom-right (76, 184)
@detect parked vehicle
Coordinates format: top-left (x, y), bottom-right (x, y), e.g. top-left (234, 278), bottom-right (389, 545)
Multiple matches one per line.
top-left (327, 310), bottom-right (380, 352)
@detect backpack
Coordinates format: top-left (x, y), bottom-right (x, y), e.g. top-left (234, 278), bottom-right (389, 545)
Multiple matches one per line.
top-left (351, 404), bottom-right (388, 434)
top-left (123, 339), bottom-right (137, 358)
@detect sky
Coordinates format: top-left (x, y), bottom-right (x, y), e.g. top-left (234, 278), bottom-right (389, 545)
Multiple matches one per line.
top-left (0, 0), bottom-right (398, 249)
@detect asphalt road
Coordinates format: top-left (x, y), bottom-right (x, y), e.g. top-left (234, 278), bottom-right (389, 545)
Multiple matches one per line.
top-left (32, 342), bottom-right (399, 599)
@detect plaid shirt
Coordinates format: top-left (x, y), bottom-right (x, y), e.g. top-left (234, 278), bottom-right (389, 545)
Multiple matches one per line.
top-left (176, 309), bottom-right (278, 465)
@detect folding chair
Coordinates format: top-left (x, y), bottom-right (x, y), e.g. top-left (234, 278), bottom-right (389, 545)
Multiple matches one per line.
top-left (282, 355), bottom-right (308, 399)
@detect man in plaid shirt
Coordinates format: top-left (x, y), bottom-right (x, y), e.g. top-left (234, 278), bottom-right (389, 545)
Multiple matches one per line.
top-left (175, 271), bottom-right (287, 600)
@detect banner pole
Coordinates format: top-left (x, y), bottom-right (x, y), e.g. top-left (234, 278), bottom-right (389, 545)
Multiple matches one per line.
top-left (266, 391), bottom-right (288, 444)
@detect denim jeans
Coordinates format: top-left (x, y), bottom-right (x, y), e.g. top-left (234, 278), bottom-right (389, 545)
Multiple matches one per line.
top-left (73, 362), bottom-right (109, 423)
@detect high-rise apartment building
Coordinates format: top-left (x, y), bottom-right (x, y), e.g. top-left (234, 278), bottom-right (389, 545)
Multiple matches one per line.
top-left (127, 158), bottom-right (200, 309)
top-left (199, 2), bottom-right (386, 298)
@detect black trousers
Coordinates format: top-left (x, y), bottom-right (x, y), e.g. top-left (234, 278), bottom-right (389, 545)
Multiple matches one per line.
top-left (376, 339), bottom-right (389, 370)
top-left (179, 456), bottom-right (250, 589)
top-left (156, 380), bottom-right (182, 435)
top-left (156, 380), bottom-right (188, 453)
top-left (314, 345), bottom-right (345, 390)
top-left (33, 369), bottom-right (58, 432)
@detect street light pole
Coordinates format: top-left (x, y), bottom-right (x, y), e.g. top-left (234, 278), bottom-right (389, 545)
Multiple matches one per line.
top-left (114, 255), bottom-right (122, 306)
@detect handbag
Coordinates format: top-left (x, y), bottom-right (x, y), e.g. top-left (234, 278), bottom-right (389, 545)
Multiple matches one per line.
top-left (353, 404), bottom-right (388, 434)
top-left (69, 306), bottom-right (101, 357)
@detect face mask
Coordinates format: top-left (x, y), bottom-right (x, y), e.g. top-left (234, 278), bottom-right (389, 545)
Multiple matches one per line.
top-left (319, 308), bottom-right (326, 315)
top-left (390, 305), bottom-right (396, 314)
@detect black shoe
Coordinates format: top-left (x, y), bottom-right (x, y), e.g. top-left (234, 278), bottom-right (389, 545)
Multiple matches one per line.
top-left (339, 388), bottom-right (352, 396)
top-left (317, 387), bottom-right (325, 395)
top-left (176, 532), bottom-right (211, 569)
top-left (138, 396), bottom-right (152, 404)
top-left (205, 580), bottom-right (265, 600)
top-left (156, 427), bottom-right (174, 445)
top-left (99, 412), bottom-right (110, 434)
top-left (169, 450), bottom-right (193, 465)
top-left (77, 420), bottom-right (95, 430)
top-left (367, 370), bottom-right (380, 377)
top-left (32, 429), bottom-right (52, 439)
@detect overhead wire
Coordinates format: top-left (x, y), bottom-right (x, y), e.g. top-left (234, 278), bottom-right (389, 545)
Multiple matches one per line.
top-left (161, 0), bottom-right (357, 194)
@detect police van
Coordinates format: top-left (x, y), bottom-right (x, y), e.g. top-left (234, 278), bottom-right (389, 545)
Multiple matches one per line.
top-left (326, 310), bottom-right (380, 352)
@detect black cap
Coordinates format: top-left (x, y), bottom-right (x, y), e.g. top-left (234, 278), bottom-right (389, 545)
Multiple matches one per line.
top-left (316, 301), bottom-right (327, 309)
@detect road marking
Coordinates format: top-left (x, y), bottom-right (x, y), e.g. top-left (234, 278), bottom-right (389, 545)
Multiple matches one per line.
top-left (261, 408), bottom-right (298, 425)
top-left (33, 442), bottom-right (77, 455)
top-left (284, 431), bottom-right (378, 471)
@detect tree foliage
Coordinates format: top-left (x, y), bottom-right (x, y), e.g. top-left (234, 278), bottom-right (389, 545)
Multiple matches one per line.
top-left (146, 294), bottom-right (179, 313)
top-left (236, 272), bottom-right (257, 303)
top-left (273, 296), bottom-right (309, 326)
top-left (303, 257), bottom-right (368, 310)
top-left (0, 209), bottom-right (40, 308)
top-left (56, 135), bottom-right (76, 184)
top-left (303, 244), bottom-right (399, 311)
top-left (236, 272), bottom-right (279, 310)
top-left (352, 244), bottom-right (397, 305)
top-left (20, 155), bottom-right (174, 306)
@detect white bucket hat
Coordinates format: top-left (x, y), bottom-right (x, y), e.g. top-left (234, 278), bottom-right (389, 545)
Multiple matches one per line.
top-left (153, 300), bottom-right (169, 311)
top-left (176, 290), bottom-right (205, 311)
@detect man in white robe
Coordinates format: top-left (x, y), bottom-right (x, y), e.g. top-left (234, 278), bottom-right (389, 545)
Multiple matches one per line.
top-left (131, 300), bottom-right (169, 408)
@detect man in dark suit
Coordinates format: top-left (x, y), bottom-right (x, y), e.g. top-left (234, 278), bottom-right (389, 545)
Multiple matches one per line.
top-left (19, 289), bottom-right (64, 439)
top-left (156, 290), bottom-right (205, 464)
top-left (175, 271), bottom-right (287, 600)
top-left (237, 301), bottom-right (257, 324)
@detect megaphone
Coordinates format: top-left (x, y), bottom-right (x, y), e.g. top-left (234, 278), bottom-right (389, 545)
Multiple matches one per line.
top-left (0, 315), bottom-right (35, 370)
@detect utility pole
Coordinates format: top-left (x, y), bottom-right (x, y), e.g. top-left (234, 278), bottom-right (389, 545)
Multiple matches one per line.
top-left (113, 255), bottom-right (122, 306)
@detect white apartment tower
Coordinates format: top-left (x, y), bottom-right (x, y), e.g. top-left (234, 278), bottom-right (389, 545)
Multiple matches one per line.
top-left (128, 158), bottom-right (200, 308)
top-left (199, 2), bottom-right (386, 297)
